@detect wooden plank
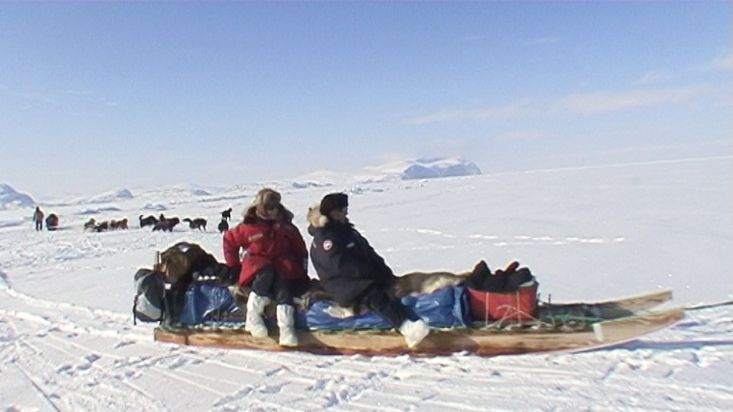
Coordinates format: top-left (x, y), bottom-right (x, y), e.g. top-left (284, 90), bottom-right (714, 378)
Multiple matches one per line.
top-left (590, 289), bottom-right (672, 310)
top-left (154, 307), bottom-right (684, 357)
top-left (539, 289), bottom-right (673, 320)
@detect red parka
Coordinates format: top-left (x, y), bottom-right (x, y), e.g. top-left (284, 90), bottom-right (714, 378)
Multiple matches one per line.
top-left (223, 206), bottom-right (308, 286)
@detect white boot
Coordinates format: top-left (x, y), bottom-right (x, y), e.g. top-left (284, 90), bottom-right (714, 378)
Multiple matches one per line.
top-left (276, 304), bottom-right (298, 347)
top-left (399, 319), bottom-right (430, 349)
top-left (245, 292), bottom-right (271, 338)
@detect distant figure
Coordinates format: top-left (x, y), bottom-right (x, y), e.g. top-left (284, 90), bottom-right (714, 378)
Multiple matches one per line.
top-left (45, 213), bottom-right (59, 231)
top-left (221, 208), bottom-right (232, 221)
top-left (217, 218), bottom-right (229, 234)
top-left (33, 206), bottom-right (44, 231)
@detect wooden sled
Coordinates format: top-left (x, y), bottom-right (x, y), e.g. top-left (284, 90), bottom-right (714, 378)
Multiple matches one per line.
top-left (153, 290), bottom-right (682, 357)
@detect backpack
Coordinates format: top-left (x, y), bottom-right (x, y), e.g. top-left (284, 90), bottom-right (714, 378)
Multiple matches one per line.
top-left (133, 268), bottom-right (166, 324)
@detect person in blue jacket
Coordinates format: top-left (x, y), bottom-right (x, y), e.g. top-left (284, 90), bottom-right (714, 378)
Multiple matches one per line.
top-left (307, 193), bottom-right (429, 348)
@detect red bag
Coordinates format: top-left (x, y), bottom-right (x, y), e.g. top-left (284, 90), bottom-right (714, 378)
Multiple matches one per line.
top-left (467, 281), bottom-right (539, 322)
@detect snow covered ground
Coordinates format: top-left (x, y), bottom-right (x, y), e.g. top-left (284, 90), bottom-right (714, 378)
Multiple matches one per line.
top-left (1, 156), bottom-right (732, 411)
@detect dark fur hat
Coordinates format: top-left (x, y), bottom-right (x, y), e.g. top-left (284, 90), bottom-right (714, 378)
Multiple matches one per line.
top-left (319, 193), bottom-right (349, 216)
top-left (253, 188), bottom-right (281, 216)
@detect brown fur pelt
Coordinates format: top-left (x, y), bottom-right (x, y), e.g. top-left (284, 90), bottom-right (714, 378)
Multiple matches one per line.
top-left (155, 242), bottom-right (216, 284)
top-left (392, 270), bottom-right (471, 298)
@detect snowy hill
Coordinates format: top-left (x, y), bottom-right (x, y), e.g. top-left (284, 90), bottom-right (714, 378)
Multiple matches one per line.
top-left (362, 156), bottom-right (482, 181)
top-left (0, 183), bottom-right (35, 210)
top-left (298, 157), bottom-right (483, 186)
top-left (81, 188), bottom-right (134, 205)
top-left (401, 156), bottom-right (482, 179)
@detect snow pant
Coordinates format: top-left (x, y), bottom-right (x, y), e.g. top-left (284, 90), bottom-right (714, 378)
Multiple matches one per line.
top-left (35, 221), bottom-right (42, 231)
top-left (251, 267), bottom-right (298, 305)
top-left (359, 287), bottom-right (409, 328)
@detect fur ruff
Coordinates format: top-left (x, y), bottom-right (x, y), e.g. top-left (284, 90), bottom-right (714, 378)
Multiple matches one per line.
top-left (307, 206), bottom-right (329, 228)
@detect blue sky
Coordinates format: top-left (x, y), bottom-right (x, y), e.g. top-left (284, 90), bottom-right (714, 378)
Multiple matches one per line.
top-left (1, 2), bottom-right (731, 197)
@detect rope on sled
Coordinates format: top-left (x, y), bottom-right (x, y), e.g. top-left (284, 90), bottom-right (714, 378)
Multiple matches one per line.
top-left (684, 299), bottom-right (733, 311)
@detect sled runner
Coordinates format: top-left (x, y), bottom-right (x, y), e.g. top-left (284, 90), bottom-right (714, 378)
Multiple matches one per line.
top-left (153, 290), bottom-right (682, 356)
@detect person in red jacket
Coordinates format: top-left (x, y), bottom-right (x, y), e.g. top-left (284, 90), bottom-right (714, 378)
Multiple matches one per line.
top-left (223, 188), bottom-right (308, 346)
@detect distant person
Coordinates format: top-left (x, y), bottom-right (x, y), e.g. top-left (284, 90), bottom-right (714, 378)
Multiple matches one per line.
top-left (307, 193), bottom-right (430, 348)
top-left (33, 206), bottom-right (44, 231)
top-left (223, 188), bottom-right (309, 347)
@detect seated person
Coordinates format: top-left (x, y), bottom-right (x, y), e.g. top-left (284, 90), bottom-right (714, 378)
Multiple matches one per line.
top-left (307, 193), bottom-right (430, 348)
top-left (223, 188), bottom-right (309, 347)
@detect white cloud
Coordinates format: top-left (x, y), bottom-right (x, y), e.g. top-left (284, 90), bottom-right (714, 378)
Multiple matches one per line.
top-left (706, 52), bottom-right (733, 71)
top-left (494, 130), bottom-right (557, 142)
top-left (406, 101), bottom-right (532, 125)
top-left (406, 85), bottom-right (713, 125)
top-left (636, 70), bottom-right (673, 85)
top-left (550, 86), bottom-right (710, 115)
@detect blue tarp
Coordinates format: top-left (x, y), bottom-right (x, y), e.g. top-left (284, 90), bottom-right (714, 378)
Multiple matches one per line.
top-left (179, 283), bottom-right (241, 325)
top-left (179, 283), bottom-right (471, 329)
top-left (305, 285), bottom-right (470, 330)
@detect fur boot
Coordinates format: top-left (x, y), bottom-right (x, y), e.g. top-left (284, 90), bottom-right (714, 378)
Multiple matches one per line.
top-left (276, 304), bottom-right (298, 347)
top-left (245, 292), bottom-right (271, 338)
top-left (399, 318), bottom-right (430, 348)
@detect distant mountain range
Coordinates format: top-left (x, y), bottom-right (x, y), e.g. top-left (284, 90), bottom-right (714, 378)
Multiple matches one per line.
top-left (0, 183), bottom-right (35, 210)
top-left (367, 156), bottom-right (482, 180)
top-left (295, 156), bottom-right (482, 186)
top-left (2, 157), bottom-right (481, 208)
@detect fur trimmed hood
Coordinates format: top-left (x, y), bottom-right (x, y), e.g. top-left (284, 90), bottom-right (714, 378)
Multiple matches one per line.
top-left (242, 204), bottom-right (294, 224)
top-left (307, 206), bottom-right (329, 228)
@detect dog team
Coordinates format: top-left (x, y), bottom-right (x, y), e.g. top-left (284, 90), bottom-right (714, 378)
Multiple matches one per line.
top-left (222, 188), bottom-right (431, 349)
top-left (32, 207), bottom-right (232, 234)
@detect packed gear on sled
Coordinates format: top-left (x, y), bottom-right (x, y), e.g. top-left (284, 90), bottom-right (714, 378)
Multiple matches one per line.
top-left (465, 261), bottom-right (539, 322)
top-left (45, 213), bottom-right (59, 231)
top-left (134, 242), bottom-right (238, 325)
top-left (133, 268), bottom-right (166, 324)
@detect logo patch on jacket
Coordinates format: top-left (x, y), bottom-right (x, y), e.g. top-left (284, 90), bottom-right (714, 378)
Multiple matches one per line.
top-left (323, 240), bottom-right (333, 251)
top-left (248, 233), bottom-right (264, 242)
